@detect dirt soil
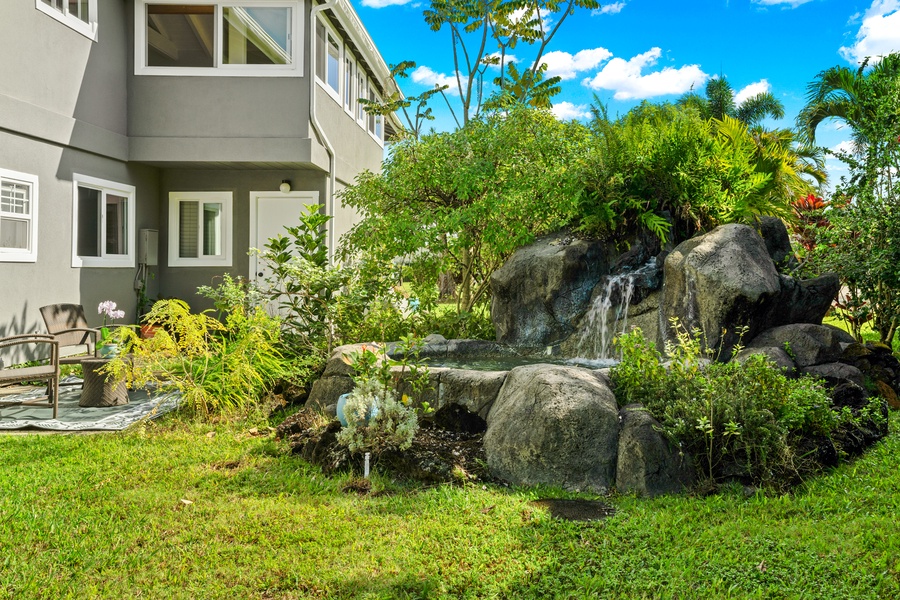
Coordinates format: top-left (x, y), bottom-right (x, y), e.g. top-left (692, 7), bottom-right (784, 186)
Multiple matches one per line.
top-left (276, 408), bottom-right (494, 484)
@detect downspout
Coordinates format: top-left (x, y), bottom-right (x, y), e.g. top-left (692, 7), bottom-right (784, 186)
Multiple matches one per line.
top-left (309, 0), bottom-right (339, 263)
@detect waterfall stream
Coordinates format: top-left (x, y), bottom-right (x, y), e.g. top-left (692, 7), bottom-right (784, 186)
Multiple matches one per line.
top-left (573, 258), bottom-right (658, 359)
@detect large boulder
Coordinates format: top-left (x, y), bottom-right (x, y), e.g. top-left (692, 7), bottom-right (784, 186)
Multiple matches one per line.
top-left (490, 231), bottom-right (612, 348)
top-left (616, 404), bottom-right (696, 497)
top-left (662, 224), bottom-right (781, 357)
top-left (484, 365), bottom-right (619, 493)
top-left (769, 273), bottom-right (840, 326)
top-left (756, 216), bottom-right (798, 271)
top-left (745, 324), bottom-right (854, 368)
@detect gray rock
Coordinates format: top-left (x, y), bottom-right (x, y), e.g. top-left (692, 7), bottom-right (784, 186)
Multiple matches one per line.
top-left (322, 344), bottom-right (369, 377)
top-left (306, 376), bottom-right (354, 411)
top-left (490, 231), bottom-right (612, 348)
top-left (732, 346), bottom-right (797, 376)
top-left (756, 216), bottom-right (798, 271)
top-left (801, 362), bottom-right (866, 388)
top-left (484, 365), bottom-right (619, 493)
top-left (746, 324), bottom-right (850, 368)
top-left (771, 273), bottom-right (840, 326)
top-left (616, 404), bottom-right (696, 497)
top-left (435, 368), bottom-right (506, 419)
top-left (662, 224), bottom-right (781, 359)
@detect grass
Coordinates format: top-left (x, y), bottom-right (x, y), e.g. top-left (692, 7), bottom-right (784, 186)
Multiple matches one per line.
top-left (823, 314), bottom-right (900, 354)
top-left (1, 408), bottom-right (899, 599)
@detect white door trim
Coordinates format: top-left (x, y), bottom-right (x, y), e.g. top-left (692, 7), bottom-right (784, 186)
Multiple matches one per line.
top-left (249, 190), bottom-right (319, 282)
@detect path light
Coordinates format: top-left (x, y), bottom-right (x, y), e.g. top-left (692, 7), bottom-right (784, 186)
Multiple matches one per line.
top-left (279, 179), bottom-right (291, 193)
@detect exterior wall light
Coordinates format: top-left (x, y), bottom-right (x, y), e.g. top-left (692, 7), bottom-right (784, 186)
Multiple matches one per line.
top-left (280, 179), bottom-right (291, 193)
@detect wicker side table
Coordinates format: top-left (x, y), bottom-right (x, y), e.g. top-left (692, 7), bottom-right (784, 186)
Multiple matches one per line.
top-left (80, 358), bottom-right (128, 407)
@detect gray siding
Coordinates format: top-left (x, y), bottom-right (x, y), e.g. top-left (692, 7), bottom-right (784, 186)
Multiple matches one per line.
top-left (156, 168), bottom-right (326, 309)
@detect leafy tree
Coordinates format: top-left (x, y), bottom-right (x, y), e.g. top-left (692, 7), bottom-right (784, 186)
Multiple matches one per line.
top-left (798, 53), bottom-right (900, 345)
top-left (372, 0), bottom-right (599, 137)
top-left (339, 106), bottom-right (587, 315)
top-left (679, 77), bottom-right (785, 127)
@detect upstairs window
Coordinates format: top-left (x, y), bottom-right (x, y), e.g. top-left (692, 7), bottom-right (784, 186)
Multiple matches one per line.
top-left (0, 169), bottom-right (39, 263)
top-left (137, 1), bottom-right (299, 76)
top-left (368, 89), bottom-right (383, 141)
top-left (72, 175), bottom-right (136, 268)
top-left (315, 17), bottom-right (341, 99)
top-left (36, 0), bottom-right (98, 40)
top-left (343, 54), bottom-right (355, 115)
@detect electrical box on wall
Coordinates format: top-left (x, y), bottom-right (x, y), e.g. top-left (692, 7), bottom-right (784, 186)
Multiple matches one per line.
top-left (138, 229), bottom-right (158, 266)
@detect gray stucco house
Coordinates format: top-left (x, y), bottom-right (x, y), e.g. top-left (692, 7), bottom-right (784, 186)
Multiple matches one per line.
top-left (0, 0), bottom-right (400, 341)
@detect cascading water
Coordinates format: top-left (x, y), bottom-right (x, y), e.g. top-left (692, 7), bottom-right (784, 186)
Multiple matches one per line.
top-left (573, 258), bottom-right (659, 359)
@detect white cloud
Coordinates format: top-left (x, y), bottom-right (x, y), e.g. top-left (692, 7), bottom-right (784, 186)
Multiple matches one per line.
top-left (582, 48), bottom-right (709, 100)
top-left (734, 79), bottom-right (771, 105)
top-left (839, 0), bottom-right (900, 64)
top-left (752, 0), bottom-right (814, 7)
top-left (484, 52), bottom-right (518, 68)
top-left (540, 48), bottom-right (613, 80)
top-left (592, 2), bottom-right (626, 15)
top-left (410, 66), bottom-right (463, 92)
top-left (830, 140), bottom-right (856, 155)
top-left (552, 102), bottom-right (592, 120)
top-left (360, 0), bottom-right (414, 7)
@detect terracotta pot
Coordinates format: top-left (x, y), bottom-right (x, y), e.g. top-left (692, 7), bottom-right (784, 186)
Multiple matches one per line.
top-left (140, 324), bottom-right (160, 339)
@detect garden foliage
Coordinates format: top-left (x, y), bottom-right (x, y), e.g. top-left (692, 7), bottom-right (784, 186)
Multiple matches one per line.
top-left (610, 324), bottom-right (883, 488)
top-left (335, 336), bottom-right (432, 456)
top-left (105, 277), bottom-right (296, 418)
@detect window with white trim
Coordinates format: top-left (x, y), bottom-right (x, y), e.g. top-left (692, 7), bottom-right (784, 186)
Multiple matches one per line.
top-left (136, 1), bottom-right (300, 77)
top-left (0, 169), bottom-right (39, 263)
top-left (344, 53), bottom-right (355, 115)
top-left (36, 0), bottom-right (98, 41)
top-left (168, 192), bottom-right (232, 267)
top-left (315, 16), bottom-right (341, 99)
top-left (72, 175), bottom-right (136, 268)
top-left (356, 70), bottom-right (367, 125)
top-left (368, 89), bottom-right (383, 141)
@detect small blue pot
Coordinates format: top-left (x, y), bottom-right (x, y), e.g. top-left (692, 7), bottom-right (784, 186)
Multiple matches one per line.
top-left (336, 393), bottom-right (379, 427)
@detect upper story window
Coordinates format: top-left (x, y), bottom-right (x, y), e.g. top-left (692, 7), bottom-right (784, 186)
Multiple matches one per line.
top-left (36, 0), bottom-right (98, 41)
top-left (0, 168), bottom-right (39, 263)
top-left (71, 175), bottom-right (136, 268)
top-left (343, 54), bottom-right (355, 115)
top-left (315, 17), bottom-right (341, 99)
top-left (135, 1), bottom-right (301, 77)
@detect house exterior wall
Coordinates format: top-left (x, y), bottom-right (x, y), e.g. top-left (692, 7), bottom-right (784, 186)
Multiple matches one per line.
top-left (0, 0), bottom-right (159, 347)
top-left (155, 168), bottom-right (327, 309)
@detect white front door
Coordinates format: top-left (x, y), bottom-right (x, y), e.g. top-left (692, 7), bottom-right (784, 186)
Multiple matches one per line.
top-left (250, 191), bottom-right (319, 312)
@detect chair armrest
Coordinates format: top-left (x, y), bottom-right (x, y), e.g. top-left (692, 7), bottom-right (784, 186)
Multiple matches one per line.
top-left (0, 335), bottom-right (59, 354)
top-left (52, 327), bottom-right (100, 346)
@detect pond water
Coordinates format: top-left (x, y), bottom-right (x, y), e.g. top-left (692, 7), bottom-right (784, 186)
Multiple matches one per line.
top-left (425, 356), bottom-right (618, 372)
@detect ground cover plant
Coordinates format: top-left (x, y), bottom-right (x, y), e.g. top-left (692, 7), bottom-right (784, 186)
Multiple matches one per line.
top-left (0, 409), bottom-right (898, 598)
top-left (611, 324), bottom-right (886, 489)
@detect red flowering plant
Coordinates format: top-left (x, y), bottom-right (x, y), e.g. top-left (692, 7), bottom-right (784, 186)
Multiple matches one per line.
top-left (790, 193), bottom-right (830, 254)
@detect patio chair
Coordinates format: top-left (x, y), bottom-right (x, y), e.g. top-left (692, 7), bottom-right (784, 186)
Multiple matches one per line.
top-left (0, 334), bottom-right (60, 418)
top-left (39, 304), bottom-right (100, 386)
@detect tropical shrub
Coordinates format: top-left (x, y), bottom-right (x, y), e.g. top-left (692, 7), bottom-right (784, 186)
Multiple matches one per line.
top-left (105, 287), bottom-right (296, 418)
top-left (610, 324), bottom-right (882, 488)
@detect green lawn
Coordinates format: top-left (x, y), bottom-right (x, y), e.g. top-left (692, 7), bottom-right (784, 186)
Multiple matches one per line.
top-left (1, 409), bottom-right (899, 599)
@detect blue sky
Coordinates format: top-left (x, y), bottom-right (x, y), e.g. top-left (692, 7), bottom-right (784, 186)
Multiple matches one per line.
top-left (352, 0), bottom-right (900, 186)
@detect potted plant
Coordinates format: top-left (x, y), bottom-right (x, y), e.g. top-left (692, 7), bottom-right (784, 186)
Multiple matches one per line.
top-left (97, 300), bottom-right (126, 357)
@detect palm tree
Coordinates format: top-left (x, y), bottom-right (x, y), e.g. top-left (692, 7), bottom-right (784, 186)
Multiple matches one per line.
top-left (796, 52), bottom-right (900, 149)
top-left (679, 77), bottom-right (785, 126)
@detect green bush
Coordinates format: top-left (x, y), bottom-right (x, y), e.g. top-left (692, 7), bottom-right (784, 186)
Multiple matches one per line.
top-left (610, 325), bottom-right (881, 488)
top-left (105, 286), bottom-right (299, 419)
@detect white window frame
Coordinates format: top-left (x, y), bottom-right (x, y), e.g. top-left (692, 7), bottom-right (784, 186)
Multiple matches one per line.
top-left (368, 89), bottom-right (384, 145)
top-left (135, 0), bottom-right (303, 77)
top-left (356, 70), bottom-right (368, 127)
top-left (315, 14), bottom-right (341, 103)
top-left (35, 0), bottom-right (99, 41)
top-left (0, 168), bottom-right (39, 263)
top-left (168, 191), bottom-right (233, 267)
top-left (343, 52), bottom-right (356, 117)
top-left (71, 174), bottom-right (136, 269)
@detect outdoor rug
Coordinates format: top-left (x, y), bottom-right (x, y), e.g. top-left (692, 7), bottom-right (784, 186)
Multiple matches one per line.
top-left (0, 377), bottom-right (180, 432)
